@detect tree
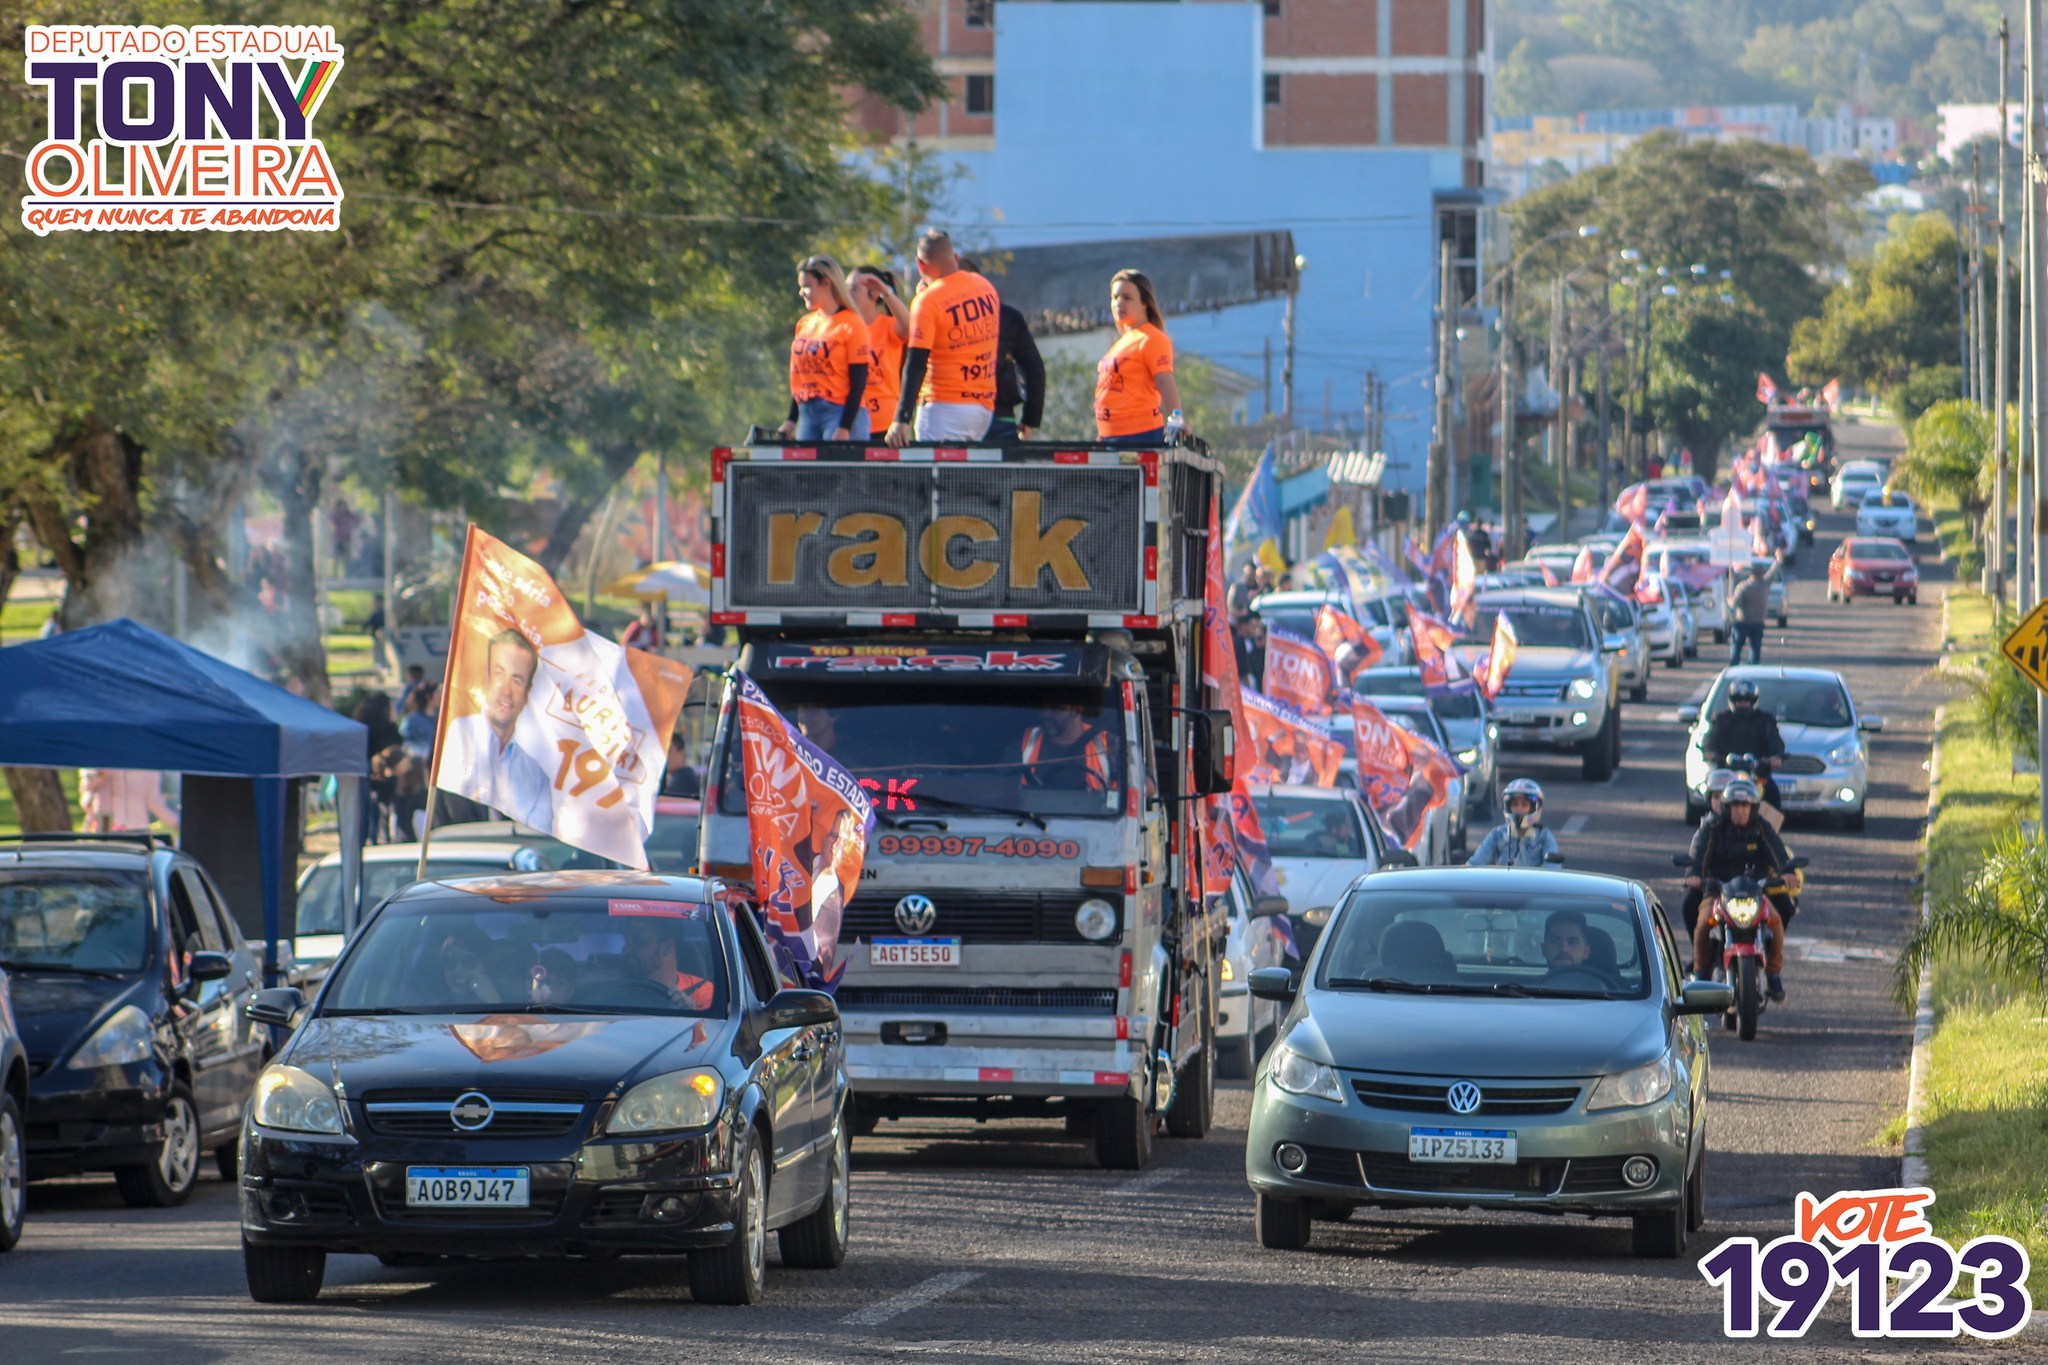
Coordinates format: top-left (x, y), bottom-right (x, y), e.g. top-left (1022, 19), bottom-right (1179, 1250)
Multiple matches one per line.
top-left (1894, 399), bottom-right (1993, 516)
top-left (1640, 289), bottom-right (1781, 473)
top-left (1497, 40), bottom-right (1565, 117)
top-left (1898, 831), bottom-right (2048, 1005)
top-left (1787, 213), bottom-right (1970, 413)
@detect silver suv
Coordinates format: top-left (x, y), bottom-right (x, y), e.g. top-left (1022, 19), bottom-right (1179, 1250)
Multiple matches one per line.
top-left (1459, 589), bottom-right (1621, 782)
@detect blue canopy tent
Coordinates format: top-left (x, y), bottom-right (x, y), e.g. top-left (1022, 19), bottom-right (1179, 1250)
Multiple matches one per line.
top-left (0, 618), bottom-right (369, 981)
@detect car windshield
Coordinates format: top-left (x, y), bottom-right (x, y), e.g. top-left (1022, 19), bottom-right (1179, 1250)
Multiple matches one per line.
top-left (1250, 794), bottom-right (1366, 858)
top-left (726, 683), bottom-right (1126, 818)
top-left (1849, 540), bottom-right (1911, 561)
top-left (324, 898), bottom-right (728, 1016)
top-left (1586, 594), bottom-right (1634, 631)
top-left (1460, 604), bottom-right (1592, 650)
top-left (1317, 887), bottom-right (1649, 999)
top-left (1706, 676), bottom-right (1854, 728)
top-left (0, 870), bottom-right (151, 973)
top-left (297, 860), bottom-right (508, 936)
top-left (1382, 709), bottom-right (1444, 747)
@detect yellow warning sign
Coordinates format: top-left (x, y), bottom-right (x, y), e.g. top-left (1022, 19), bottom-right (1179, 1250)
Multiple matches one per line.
top-left (2000, 599), bottom-right (2048, 693)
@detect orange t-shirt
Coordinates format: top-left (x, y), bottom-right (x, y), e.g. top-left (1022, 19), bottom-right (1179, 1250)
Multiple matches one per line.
top-left (789, 308), bottom-right (871, 407)
top-left (864, 313), bottom-right (905, 428)
top-left (906, 270), bottom-right (1001, 409)
top-left (1095, 322), bottom-right (1174, 437)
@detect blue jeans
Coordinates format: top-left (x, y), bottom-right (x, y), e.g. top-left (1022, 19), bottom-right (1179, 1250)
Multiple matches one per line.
top-left (1728, 622), bottom-right (1764, 665)
top-left (795, 400), bottom-right (870, 441)
top-left (1102, 427), bottom-right (1165, 446)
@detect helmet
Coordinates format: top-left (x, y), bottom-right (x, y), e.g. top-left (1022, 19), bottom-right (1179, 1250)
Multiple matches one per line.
top-left (1728, 679), bottom-right (1760, 706)
top-left (1503, 778), bottom-right (1544, 832)
top-left (1726, 751), bottom-right (1758, 774)
top-left (1706, 768), bottom-right (1738, 798)
top-left (1456, 510), bottom-right (1473, 525)
top-left (1723, 778), bottom-right (1760, 806)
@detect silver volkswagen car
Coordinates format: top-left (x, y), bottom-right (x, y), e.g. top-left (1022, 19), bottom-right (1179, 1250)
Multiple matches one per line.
top-left (1243, 868), bottom-right (1729, 1258)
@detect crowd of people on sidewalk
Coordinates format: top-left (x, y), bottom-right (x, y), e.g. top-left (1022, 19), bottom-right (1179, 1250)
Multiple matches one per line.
top-left (352, 666), bottom-right (440, 843)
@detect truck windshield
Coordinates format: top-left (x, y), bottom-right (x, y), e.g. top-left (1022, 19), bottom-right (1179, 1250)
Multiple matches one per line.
top-left (723, 683), bottom-right (1127, 819)
top-left (1459, 605), bottom-right (1593, 650)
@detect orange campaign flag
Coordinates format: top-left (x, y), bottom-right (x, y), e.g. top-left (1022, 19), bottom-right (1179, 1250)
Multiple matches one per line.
top-left (731, 672), bottom-right (875, 990)
top-left (1477, 613), bottom-right (1519, 700)
top-left (1262, 627), bottom-right (1335, 716)
top-left (1345, 698), bottom-right (1429, 853)
top-left (1239, 686), bottom-right (1344, 787)
top-left (1570, 545), bottom-right (1596, 584)
top-left (430, 526), bottom-right (692, 869)
top-left (1448, 529), bottom-right (1480, 626)
top-left (1201, 493), bottom-right (1247, 767)
top-left (1314, 603), bottom-right (1383, 679)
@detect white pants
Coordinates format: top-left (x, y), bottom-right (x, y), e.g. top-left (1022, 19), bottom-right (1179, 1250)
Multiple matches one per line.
top-left (915, 402), bottom-right (993, 442)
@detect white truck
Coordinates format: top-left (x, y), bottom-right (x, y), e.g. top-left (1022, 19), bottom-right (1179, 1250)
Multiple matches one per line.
top-left (697, 442), bottom-right (1235, 1168)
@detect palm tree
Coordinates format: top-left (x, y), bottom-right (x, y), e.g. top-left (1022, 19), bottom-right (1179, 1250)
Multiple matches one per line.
top-left (1897, 830), bottom-right (2048, 1005)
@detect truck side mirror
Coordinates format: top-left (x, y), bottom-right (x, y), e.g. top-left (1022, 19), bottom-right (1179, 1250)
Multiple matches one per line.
top-left (1190, 708), bottom-right (1235, 796)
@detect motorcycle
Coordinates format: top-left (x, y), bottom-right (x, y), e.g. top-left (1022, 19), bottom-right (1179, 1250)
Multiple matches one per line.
top-left (1670, 854), bottom-right (1806, 1040)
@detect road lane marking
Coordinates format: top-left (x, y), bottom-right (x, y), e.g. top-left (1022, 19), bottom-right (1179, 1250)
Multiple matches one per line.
top-left (1624, 740), bottom-right (1652, 753)
top-left (842, 1271), bottom-right (981, 1326)
top-left (1562, 813), bottom-right (1589, 835)
top-left (1104, 1167), bottom-right (1179, 1197)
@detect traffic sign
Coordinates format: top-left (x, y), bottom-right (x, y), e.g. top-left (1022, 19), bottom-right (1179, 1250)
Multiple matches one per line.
top-left (1999, 599), bottom-right (2048, 693)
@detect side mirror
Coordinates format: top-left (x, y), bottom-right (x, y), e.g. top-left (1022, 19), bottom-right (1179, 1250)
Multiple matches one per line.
top-left (1674, 980), bottom-right (1735, 1015)
top-left (1543, 852), bottom-right (1566, 865)
top-left (1669, 708), bottom-right (1694, 725)
top-left (1190, 708), bottom-right (1236, 796)
top-left (1252, 894), bottom-right (1290, 919)
top-left (1602, 634), bottom-right (1626, 653)
top-left (1247, 967), bottom-right (1298, 1003)
top-left (1380, 847), bottom-right (1420, 870)
top-left (188, 951), bottom-right (233, 984)
top-left (764, 988), bottom-right (838, 1031)
top-left (1858, 715), bottom-right (1885, 733)
top-left (1783, 855), bottom-right (1809, 871)
top-left (245, 986), bottom-right (303, 1029)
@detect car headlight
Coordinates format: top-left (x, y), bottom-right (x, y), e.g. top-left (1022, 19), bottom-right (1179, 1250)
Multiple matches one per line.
top-left (1456, 748), bottom-right (1479, 766)
top-left (1724, 895), bottom-right (1763, 928)
top-left (607, 1068), bottom-right (722, 1134)
top-left (66, 1004), bottom-right (152, 1069)
top-left (1220, 956), bottom-right (1237, 981)
top-left (1824, 741), bottom-right (1861, 766)
top-left (251, 1065), bottom-right (345, 1134)
top-left (1568, 677), bottom-right (1598, 700)
top-left (1270, 1047), bottom-right (1344, 1103)
top-left (1585, 1055), bottom-right (1676, 1112)
top-left (1074, 898), bottom-right (1118, 942)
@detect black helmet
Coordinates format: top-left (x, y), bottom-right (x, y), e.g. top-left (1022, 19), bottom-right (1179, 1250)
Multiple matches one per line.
top-left (1729, 680), bottom-right (1760, 706)
top-left (1727, 751), bottom-right (1758, 773)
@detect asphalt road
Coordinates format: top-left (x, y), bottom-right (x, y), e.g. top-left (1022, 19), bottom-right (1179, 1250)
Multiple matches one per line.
top-left (3, 426), bottom-right (2039, 1361)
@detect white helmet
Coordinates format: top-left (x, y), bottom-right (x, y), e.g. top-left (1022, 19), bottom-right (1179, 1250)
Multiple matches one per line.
top-left (1503, 778), bottom-right (1544, 833)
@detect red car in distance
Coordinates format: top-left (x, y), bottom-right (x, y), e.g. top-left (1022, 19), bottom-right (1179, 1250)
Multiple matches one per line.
top-left (1827, 536), bottom-right (1919, 605)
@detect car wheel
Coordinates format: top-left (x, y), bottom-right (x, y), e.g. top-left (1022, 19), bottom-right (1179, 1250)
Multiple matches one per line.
top-left (1909, 593), bottom-right (1918, 605)
top-left (689, 1131), bottom-right (767, 1304)
top-left (0, 1092), bottom-right (23, 1252)
top-left (1686, 1148), bottom-right (1707, 1234)
top-left (114, 1083), bottom-right (201, 1209)
top-left (1631, 1203), bottom-right (1688, 1259)
top-left (244, 1237), bottom-right (326, 1303)
top-left (215, 1142), bottom-right (239, 1182)
top-left (847, 1099), bottom-right (879, 1139)
top-left (1581, 710), bottom-right (1615, 781)
top-left (1843, 803), bottom-right (1866, 833)
top-left (1094, 1093), bottom-right (1153, 1170)
top-left (1712, 629), bottom-right (1726, 644)
top-left (777, 1117), bottom-right (849, 1270)
top-left (1664, 647), bottom-right (1682, 670)
top-left (1893, 593), bottom-right (1905, 606)
top-left (1631, 678), bottom-right (1649, 701)
top-left (1776, 615), bottom-right (1788, 628)
top-left (1165, 1016), bottom-right (1214, 1140)
top-left (1255, 1191), bottom-right (1312, 1250)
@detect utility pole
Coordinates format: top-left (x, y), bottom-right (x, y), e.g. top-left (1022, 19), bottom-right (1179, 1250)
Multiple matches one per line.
top-left (2030, 0), bottom-right (2048, 837)
top-left (1283, 260), bottom-right (1302, 429)
top-left (1974, 143), bottom-right (1991, 411)
top-left (1560, 353), bottom-right (1577, 540)
top-left (1596, 325), bottom-right (1613, 517)
top-left (1426, 238), bottom-right (1455, 541)
top-left (2027, 6), bottom-right (2040, 611)
top-left (1997, 17), bottom-right (2013, 603)
top-left (1498, 271), bottom-right (1519, 560)
top-left (1549, 275), bottom-right (1566, 543)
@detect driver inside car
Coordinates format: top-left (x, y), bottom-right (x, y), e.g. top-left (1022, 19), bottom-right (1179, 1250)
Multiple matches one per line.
top-left (623, 916), bottom-right (715, 1010)
top-left (1541, 910), bottom-right (1591, 971)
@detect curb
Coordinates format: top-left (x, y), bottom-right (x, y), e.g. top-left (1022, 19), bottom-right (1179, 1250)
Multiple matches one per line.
top-left (1901, 592), bottom-right (1952, 1188)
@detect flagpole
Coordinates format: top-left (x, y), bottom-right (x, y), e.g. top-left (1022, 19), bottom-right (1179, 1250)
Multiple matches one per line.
top-left (419, 524), bottom-right (480, 881)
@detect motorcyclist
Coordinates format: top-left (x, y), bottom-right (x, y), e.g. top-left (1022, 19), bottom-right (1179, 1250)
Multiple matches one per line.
top-left (1686, 778), bottom-right (1793, 1001)
top-left (1702, 678), bottom-right (1784, 792)
top-left (1465, 778), bottom-right (1560, 867)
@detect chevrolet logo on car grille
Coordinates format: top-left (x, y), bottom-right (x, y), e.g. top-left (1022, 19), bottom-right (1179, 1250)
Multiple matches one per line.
top-left (450, 1091), bottom-right (495, 1131)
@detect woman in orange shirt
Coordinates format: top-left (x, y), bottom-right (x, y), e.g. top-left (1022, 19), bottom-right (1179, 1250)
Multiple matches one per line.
top-left (849, 264), bottom-right (909, 439)
top-left (779, 255), bottom-right (871, 442)
top-left (1094, 269), bottom-right (1186, 446)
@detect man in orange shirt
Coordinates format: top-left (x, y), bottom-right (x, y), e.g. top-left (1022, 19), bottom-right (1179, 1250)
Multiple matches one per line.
top-left (885, 230), bottom-right (1002, 447)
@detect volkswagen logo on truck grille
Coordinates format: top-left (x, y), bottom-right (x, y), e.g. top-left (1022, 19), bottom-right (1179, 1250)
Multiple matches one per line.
top-left (893, 894), bottom-right (937, 935)
top-left (1446, 1082), bottom-right (1483, 1116)
top-left (450, 1091), bottom-right (496, 1131)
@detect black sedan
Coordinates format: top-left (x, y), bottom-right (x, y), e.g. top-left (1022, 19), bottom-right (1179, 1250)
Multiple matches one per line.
top-left (238, 871), bottom-right (848, 1305)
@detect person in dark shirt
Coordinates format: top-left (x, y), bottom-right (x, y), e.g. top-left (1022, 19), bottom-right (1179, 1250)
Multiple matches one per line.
top-left (959, 257), bottom-right (1045, 442)
top-left (1234, 615), bottom-right (1266, 691)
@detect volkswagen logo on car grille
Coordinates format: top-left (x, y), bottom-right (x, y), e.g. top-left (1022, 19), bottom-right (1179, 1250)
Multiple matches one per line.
top-left (450, 1091), bottom-right (495, 1131)
top-left (1446, 1082), bottom-right (1483, 1116)
top-left (894, 894), bottom-right (937, 935)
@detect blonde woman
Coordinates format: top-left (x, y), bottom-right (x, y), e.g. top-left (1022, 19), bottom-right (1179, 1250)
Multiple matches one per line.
top-left (779, 255), bottom-right (872, 441)
top-left (1094, 269), bottom-right (1185, 445)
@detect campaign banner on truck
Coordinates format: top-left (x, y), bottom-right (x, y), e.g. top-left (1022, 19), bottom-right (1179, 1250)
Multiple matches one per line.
top-left (720, 458), bottom-right (1145, 616)
top-left (731, 671), bottom-right (875, 991)
top-left (430, 526), bottom-right (691, 869)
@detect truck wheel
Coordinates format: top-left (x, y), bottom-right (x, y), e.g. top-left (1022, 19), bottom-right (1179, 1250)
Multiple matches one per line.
top-left (1165, 1029), bottom-right (1213, 1140)
top-left (1580, 711), bottom-right (1615, 781)
top-left (1094, 1094), bottom-right (1153, 1170)
top-left (1219, 1028), bottom-right (1256, 1080)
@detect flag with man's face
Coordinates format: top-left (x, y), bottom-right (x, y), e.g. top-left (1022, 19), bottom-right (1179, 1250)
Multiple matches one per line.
top-left (1239, 686), bottom-right (1343, 787)
top-left (1263, 627), bottom-right (1335, 716)
top-left (731, 672), bottom-right (875, 992)
top-left (431, 526), bottom-right (691, 869)
top-left (1314, 604), bottom-right (1382, 680)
